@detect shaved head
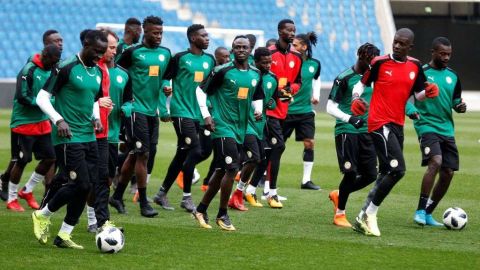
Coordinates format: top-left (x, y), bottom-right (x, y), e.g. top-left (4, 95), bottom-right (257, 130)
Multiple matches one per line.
top-left (395, 28), bottom-right (414, 44)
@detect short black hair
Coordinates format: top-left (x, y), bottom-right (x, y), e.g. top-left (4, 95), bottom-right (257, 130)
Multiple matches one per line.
top-left (254, 47), bottom-right (271, 62)
top-left (143, 15), bottom-right (163, 28)
top-left (278, 19), bottom-right (294, 30)
top-left (42, 29), bottom-right (59, 45)
top-left (266, 38), bottom-right (277, 47)
top-left (80, 29), bottom-right (92, 45)
top-left (42, 44), bottom-right (61, 60)
top-left (215, 46), bottom-right (228, 54)
top-left (246, 34), bottom-right (257, 46)
top-left (187, 24), bottom-right (205, 43)
top-left (432, 37), bottom-right (451, 50)
top-left (295, 31), bottom-right (318, 58)
top-left (125, 17), bottom-right (141, 26)
top-left (357, 42), bottom-right (380, 58)
top-left (232, 35), bottom-right (249, 47)
top-left (83, 30), bottom-right (108, 47)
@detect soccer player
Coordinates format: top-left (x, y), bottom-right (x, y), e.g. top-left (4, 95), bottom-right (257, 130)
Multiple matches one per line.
top-left (5, 45), bottom-right (60, 212)
top-left (351, 28), bottom-right (439, 236)
top-left (0, 29), bottom-right (63, 202)
top-left (229, 47), bottom-right (278, 210)
top-left (32, 30), bottom-right (107, 249)
top-left (192, 36), bottom-right (264, 230)
top-left (116, 17), bottom-right (142, 58)
top-left (285, 31), bottom-right (321, 190)
top-left (112, 16), bottom-right (171, 217)
top-left (263, 19), bottom-right (302, 208)
top-left (326, 43), bottom-right (380, 227)
top-left (153, 24), bottom-right (215, 212)
top-left (214, 46), bottom-right (230, 66)
top-left (266, 38), bottom-right (277, 47)
top-left (409, 37), bottom-right (466, 226)
top-left (229, 34), bottom-right (256, 64)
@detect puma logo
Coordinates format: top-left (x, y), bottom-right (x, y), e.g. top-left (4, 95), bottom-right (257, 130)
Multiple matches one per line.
top-left (76, 75), bottom-right (83, 82)
top-left (385, 70), bottom-right (393, 76)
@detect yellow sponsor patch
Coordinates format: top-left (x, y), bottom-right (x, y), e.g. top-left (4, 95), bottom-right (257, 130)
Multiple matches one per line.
top-left (237, 87), bottom-right (249, 99)
top-left (149, 66), bottom-right (159, 76)
top-left (278, 77), bottom-right (288, 88)
top-left (194, 71), bottom-right (204, 82)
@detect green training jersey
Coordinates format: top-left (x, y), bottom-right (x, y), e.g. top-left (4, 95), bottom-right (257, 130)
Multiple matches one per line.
top-left (10, 61), bottom-right (51, 128)
top-left (115, 39), bottom-right (137, 61)
top-left (288, 58), bottom-right (321, 115)
top-left (44, 55), bottom-right (102, 145)
top-left (158, 80), bottom-right (170, 119)
top-left (165, 50), bottom-right (215, 121)
top-left (412, 64), bottom-right (462, 137)
top-left (200, 62), bottom-right (265, 144)
top-left (107, 65), bottom-right (132, 143)
top-left (246, 71), bottom-right (278, 139)
top-left (116, 44), bottom-right (171, 116)
top-left (328, 66), bottom-right (371, 136)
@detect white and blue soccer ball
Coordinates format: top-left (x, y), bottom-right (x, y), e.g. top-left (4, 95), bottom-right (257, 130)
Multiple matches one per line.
top-left (96, 227), bottom-right (125, 253)
top-left (443, 207), bottom-right (468, 230)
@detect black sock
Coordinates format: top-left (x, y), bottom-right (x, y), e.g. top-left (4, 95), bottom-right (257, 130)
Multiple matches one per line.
top-left (417, 194), bottom-right (429, 210)
top-left (197, 202), bottom-right (208, 213)
top-left (113, 182), bottom-right (128, 200)
top-left (425, 200), bottom-right (438, 214)
top-left (217, 207), bottom-right (227, 218)
top-left (138, 187), bottom-right (148, 204)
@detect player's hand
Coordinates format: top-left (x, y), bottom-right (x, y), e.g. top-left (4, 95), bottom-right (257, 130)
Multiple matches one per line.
top-left (454, 99), bottom-right (467, 113)
top-left (351, 97), bottom-right (368, 116)
top-left (266, 98), bottom-right (276, 109)
top-left (348, 116), bottom-right (365, 129)
top-left (425, 82), bottom-right (439, 98)
top-left (56, 119), bottom-right (72, 139)
top-left (93, 118), bottom-right (103, 133)
top-left (204, 116), bottom-right (215, 132)
top-left (254, 111), bottom-right (262, 121)
top-left (160, 116), bottom-right (171, 122)
top-left (278, 89), bottom-right (292, 103)
top-left (311, 97), bottom-right (319, 105)
top-left (408, 111), bottom-right (420, 120)
top-left (98, 97), bottom-right (113, 109)
top-left (163, 86), bottom-right (172, 96)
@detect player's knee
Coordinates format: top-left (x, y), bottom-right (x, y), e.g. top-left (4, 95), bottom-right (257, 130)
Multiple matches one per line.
top-left (441, 168), bottom-right (454, 179)
top-left (15, 159), bottom-right (28, 169)
top-left (428, 155), bottom-right (442, 171)
top-left (390, 170), bottom-right (405, 181)
top-left (304, 139), bottom-right (314, 149)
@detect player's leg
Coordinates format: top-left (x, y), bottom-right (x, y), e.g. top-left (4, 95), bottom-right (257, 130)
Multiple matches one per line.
top-left (245, 139), bottom-right (267, 207)
top-left (198, 125), bottom-right (213, 191)
top-left (92, 138), bottom-right (110, 230)
top-left (0, 131), bottom-right (17, 201)
top-left (297, 113), bottom-right (320, 190)
top-left (179, 120), bottom-right (202, 212)
top-left (266, 117), bottom-right (285, 208)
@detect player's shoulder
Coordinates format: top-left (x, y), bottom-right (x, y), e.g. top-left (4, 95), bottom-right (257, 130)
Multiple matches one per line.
top-left (204, 52), bottom-right (216, 64)
top-left (58, 55), bottom-right (78, 69)
top-left (445, 66), bottom-right (459, 77)
top-left (406, 56), bottom-right (422, 66)
top-left (308, 57), bottom-right (321, 67)
top-left (173, 50), bottom-right (190, 60)
top-left (158, 45), bottom-right (172, 55)
top-left (20, 61), bottom-right (36, 76)
top-left (336, 67), bottom-right (355, 81)
top-left (113, 64), bottom-right (129, 77)
top-left (213, 61), bottom-right (234, 73)
top-left (265, 71), bottom-right (278, 81)
top-left (125, 43), bottom-right (143, 54)
top-left (371, 54), bottom-right (390, 66)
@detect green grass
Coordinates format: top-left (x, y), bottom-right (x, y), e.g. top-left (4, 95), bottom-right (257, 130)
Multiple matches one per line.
top-left (0, 110), bottom-right (479, 269)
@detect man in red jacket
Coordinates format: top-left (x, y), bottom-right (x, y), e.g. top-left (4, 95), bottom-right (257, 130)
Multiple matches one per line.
top-left (263, 19), bottom-right (302, 208)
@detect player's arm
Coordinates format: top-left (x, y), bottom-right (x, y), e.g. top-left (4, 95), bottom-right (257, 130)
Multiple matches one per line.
top-left (92, 79), bottom-right (104, 133)
top-left (327, 77), bottom-right (364, 129)
top-left (311, 60), bottom-right (321, 104)
top-left (267, 79), bottom-right (279, 110)
top-left (37, 66), bottom-right (71, 138)
top-left (413, 65), bottom-right (438, 101)
top-left (252, 75), bottom-right (265, 120)
top-left (405, 101), bottom-right (420, 120)
top-left (120, 75), bottom-right (134, 118)
top-left (289, 56), bottom-right (302, 95)
top-left (162, 53), bottom-right (179, 96)
top-left (158, 80), bottom-right (171, 122)
top-left (115, 46), bottom-right (134, 69)
top-left (15, 66), bottom-right (37, 106)
top-left (196, 68), bottom-right (225, 131)
top-left (452, 77), bottom-right (466, 113)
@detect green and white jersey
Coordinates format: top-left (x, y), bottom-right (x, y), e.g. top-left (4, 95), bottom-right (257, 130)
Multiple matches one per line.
top-left (246, 71), bottom-right (278, 139)
top-left (116, 44), bottom-right (171, 116)
top-left (288, 58), bottom-right (321, 115)
top-left (412, 65), bottom-right (462, 137)
top-left (108, 65), bottom-right (132, 143)
top-left (328, 67), bottom-right (371, 136)
top-left (115, 39), bottom-right (136, 62)
top-left (200, 62), bottom-right (265, 144)
top-left (43, 55), bottom-right (102, 145)
top-left (10, 61), bottom-right (51, 128)
top-left (165, 50), bottom-right (215, 121)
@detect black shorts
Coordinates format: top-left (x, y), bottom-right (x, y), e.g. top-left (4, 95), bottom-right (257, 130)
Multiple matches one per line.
top-left (54, 142), bottom-right (98, 186)
top-left (265, 117), bottom-right (285, 149)
top-left (125, 112), bottom-right (159, 153)
top-left (419, 133), bottom-right (459, 171)
top-left (108, 143), bottom-right (119, 179)
top-left (283, 112), bottom-right (315, 141)
top-left (172, 117), bottom-right (200, 150)
top-left (212, 137), bottom-right (242, 171)
top-left (370, 123), bottom-right (405, 173)
top-left (335, 133), bottom-right (377, 177)
top-left (11, 131), bottom-right (55, 164)
top-left (242, 134), bottom-right (264, 164)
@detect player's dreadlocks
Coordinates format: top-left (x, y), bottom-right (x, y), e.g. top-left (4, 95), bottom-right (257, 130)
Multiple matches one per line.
top-left (295, 31), bottom-right (317, 59)
top-left (357, 42), bottom-right (380, 59)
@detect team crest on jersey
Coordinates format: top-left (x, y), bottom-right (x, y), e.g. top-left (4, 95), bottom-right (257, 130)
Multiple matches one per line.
top-left (252, 79), bottom-right (257, 87)
top-left (446, 76), bottom-right (452, 84)
top-left (203, 62), bottom-right (209, 69)
top-left (289, 61), bottom-right (295, 68)
top-left (96, 75), bottom-right (101, 84)
top-left (309, 66), bottom-right (315, 73)
top-left (390, 159), bottom-right (399, 168)
top-left (116, 75), bottom-right (123, 84)
top-left (225, 156), bottom-right (233, 164)
top-left (159, 54), bottom-right (165, 62)
top-left (267, 82), bottom-right (272, 89)
top-left (409, 71), bottom-right (415, 80)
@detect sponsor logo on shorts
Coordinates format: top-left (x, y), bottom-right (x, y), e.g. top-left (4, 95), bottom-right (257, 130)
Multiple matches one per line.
top-left (185, 137), bottom-right (191, 145)
top-left (424, 147), bottom-right (430, 155)
top-left (225, 156), bottom-right (233, 164)
top-left (204, 130), bottom-right (211, 136)
top-left (390, 159), bottom-right (399, 168)
top-left (271, 137), bottom-right (277, 145)
top-left (19, 151), bottom-right (24, 159)
top-left (69, 171), bottom-right (77, 180)
top-left (344, 161), bottom-right (351, 170)
top-left (135, 141), bottom-right (142, 149)
top-left (246, 151), bottom-right (252, 158)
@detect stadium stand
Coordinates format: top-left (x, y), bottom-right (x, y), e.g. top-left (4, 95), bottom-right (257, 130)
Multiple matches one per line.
top-left (0, 0), bottom-right (383, 81)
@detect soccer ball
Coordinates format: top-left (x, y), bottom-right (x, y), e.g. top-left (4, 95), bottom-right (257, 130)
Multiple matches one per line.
top-left (443, 207), bottom-right (468, 230)
top-left (96, 227), bottom-right (125, 253)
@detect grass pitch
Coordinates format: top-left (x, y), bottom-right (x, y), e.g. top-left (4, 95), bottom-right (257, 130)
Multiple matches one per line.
top-left (0, 110), bottom-right (478, 269)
